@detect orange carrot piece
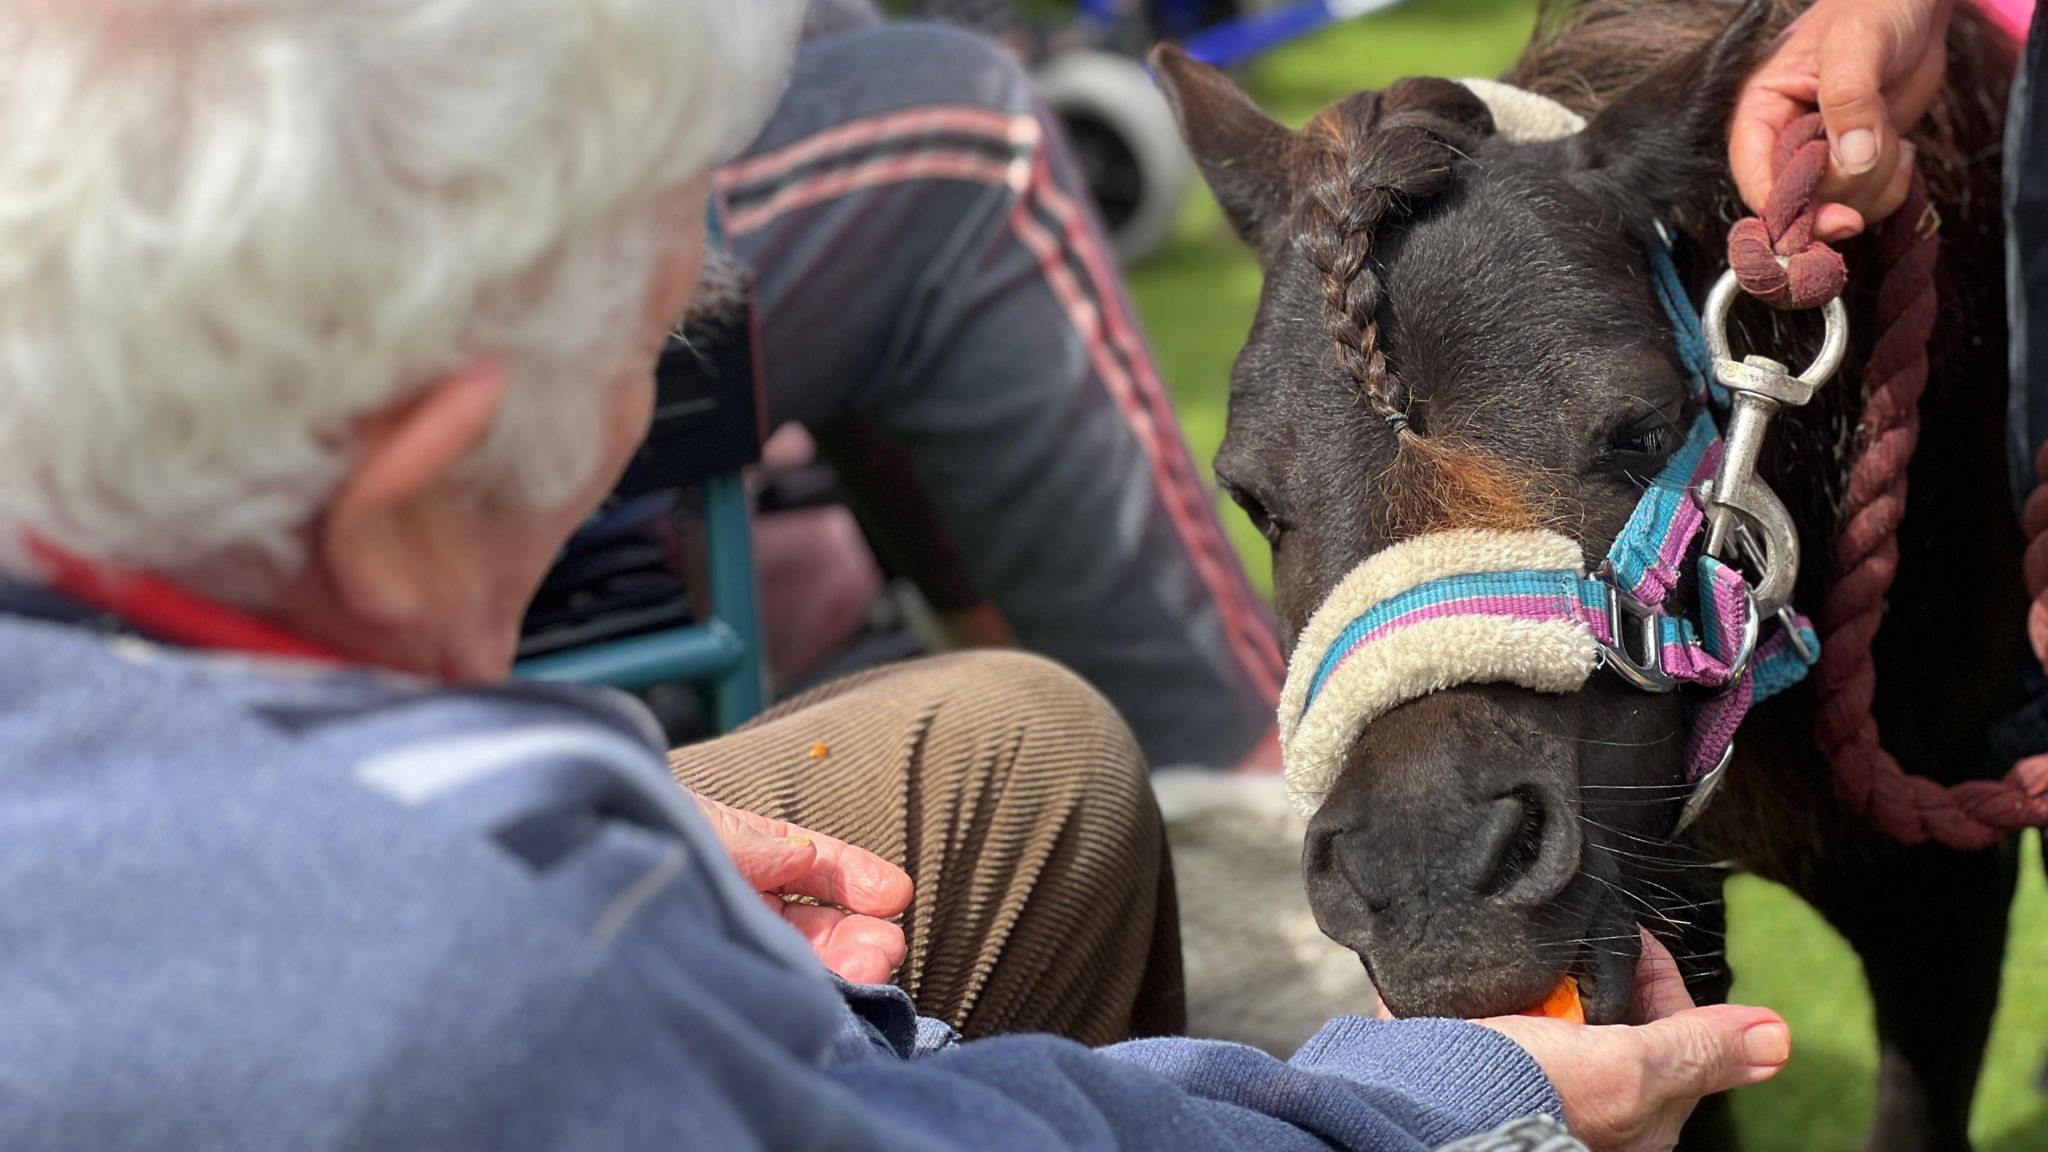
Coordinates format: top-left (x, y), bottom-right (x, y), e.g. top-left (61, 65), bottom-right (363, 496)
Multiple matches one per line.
top-left (1523, 977), bottom-right (1586, 1025)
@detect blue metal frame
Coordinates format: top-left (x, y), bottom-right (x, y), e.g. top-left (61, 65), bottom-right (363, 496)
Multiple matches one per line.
top-left (515, 472), bottom-right (766, 731)
top-left (1076, 0), bottom-right (1409, 70)
top-left (1181, 0), bottom-right (1406, 67)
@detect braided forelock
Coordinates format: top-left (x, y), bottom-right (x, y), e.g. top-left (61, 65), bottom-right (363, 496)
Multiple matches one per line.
top-left (1294, 78), bottom-right (1494, 434)
top-left (1295, 80), bottom-right (1550, 542)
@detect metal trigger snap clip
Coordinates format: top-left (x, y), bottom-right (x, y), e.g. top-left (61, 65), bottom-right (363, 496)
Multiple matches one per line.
top-left (1692, 482), bottom-right (1802, 620)
top-left (1698, 269), bottom-right (1847, 601)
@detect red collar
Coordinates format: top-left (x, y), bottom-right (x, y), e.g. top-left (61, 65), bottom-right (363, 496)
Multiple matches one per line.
top-left (26, 537), bottom-right (347, 665)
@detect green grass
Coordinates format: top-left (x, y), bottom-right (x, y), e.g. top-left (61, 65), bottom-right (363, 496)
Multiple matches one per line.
top-left (1125, 1), bottom-right (2048, 1145)
top-left (1721, 837), bottom-right (2048, 1149)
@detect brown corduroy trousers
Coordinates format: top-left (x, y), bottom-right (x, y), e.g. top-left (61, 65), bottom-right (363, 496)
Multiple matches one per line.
top-left (669, 651), bottom-right (1184, 1046)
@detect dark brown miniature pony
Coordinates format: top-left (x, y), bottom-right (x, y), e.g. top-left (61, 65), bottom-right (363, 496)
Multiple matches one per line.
top-left (1155, 1), bottom-right (2023, 1146)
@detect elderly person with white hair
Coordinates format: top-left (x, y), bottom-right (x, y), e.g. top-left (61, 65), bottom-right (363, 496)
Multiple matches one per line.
top-left (0, 3), bottom-right (1794, 1150)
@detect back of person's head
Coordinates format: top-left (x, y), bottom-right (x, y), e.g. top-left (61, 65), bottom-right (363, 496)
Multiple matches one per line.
top-left (0, 0), bottom-right (801, 600)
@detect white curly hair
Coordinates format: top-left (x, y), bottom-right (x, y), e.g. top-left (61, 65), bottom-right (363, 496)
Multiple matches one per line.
top-left (0, 0), bottom-right (802, 597)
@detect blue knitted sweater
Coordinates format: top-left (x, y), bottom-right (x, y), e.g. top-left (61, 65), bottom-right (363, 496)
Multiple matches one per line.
top-left (0, 609), bottom-right (1559, 1150)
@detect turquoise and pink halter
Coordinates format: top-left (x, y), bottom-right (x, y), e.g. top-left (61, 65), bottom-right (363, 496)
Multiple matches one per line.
top-left (1277, 222), bottom-right (1821, 832)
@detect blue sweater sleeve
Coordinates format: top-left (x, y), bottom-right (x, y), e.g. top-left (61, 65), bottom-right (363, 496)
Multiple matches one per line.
top-left (379, 717), bottom-right (1561, 1152)
top-left (822, 1020), bottom-right (1560, 1152)
top-left (556, 735), bottom-right (1565, 1152)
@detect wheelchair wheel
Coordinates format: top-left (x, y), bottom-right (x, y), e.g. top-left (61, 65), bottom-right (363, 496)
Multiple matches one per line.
top-left (1034, 49), bottom-right (1192, 267)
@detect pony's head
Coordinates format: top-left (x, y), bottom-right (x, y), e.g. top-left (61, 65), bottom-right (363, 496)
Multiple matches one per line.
top-left (1156, 0), bottom-right (1780, 1023)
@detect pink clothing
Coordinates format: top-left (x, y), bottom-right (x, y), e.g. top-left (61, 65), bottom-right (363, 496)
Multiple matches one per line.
top-left (1979, 0), bottom-right (2034, 42)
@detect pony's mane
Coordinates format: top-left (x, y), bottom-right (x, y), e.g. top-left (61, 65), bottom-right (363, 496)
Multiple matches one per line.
top-left (1506, 0), bottom-right (1781, 120)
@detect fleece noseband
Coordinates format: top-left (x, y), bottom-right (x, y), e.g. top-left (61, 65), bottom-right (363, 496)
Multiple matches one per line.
top-left (1278, 82), bottom-right (1821, 830)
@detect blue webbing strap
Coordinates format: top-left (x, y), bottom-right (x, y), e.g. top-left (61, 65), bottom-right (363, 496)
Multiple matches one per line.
top-left (1647, 238), bottom-right (1721, 407)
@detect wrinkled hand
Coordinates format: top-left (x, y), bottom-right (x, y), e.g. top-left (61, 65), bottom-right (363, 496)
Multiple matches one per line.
top-left (693, 793), bottom-right (913, 984)
top-left (1729, 0), bottom-right (1953, 241)
top-left (1478, 932), bottom-right (1790, 1152)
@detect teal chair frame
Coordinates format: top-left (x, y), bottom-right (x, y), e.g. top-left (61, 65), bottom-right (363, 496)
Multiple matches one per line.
top-left (514, 473), bottom-right (765, 731)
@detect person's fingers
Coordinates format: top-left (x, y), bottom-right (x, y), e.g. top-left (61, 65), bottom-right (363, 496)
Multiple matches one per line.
top-left (1729, 87), bottom-right (1810, 215)
top-left (1886, 25), bottom-right (1951, 142)
top-left (1732, 0), bottom-right (1950, 235)
top-left (1482, 999), bottom-right (1789, 1148)
top-left (1631, 929), bottom-right (1697, 1025)
top-left (698, 798), bottom-right (823, 892)
top-left (784, 904), bottom-right (908, 983)
top-left (1639, 1004), bottom-right (1792, 1100)
top-left (1814, 203), bottom-right (1867, 243)
top-left (731, 834), bottom-right (821, 892)
top-left (784, 905), bottom-right (907, 964)
top-left (1864, 141), bottom-right (1918, 225)
top-left (1816, 15), bottom-right (1893, 181)
top-left (797, 835), bottom-right (915, 918)
top-left (819, 941), bottom-right (898, 986)
top-left (1818, 136), bottom-right (1919, 228)
top-left (694, 793), bottom-right (914, 917)
top-left (752, 830), bottom-right (914, 917)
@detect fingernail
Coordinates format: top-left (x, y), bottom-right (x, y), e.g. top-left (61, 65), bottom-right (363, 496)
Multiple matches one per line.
top-left (1744, 1022), bottom-right (1791, 1067)
top-left (780, 835), bottom-right (812, 849)
top-left (1836, 129), bottom-right (1878, 173)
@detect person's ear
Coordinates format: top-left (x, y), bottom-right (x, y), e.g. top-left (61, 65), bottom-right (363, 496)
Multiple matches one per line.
top-left (319, 360), bottom-right (508, 626)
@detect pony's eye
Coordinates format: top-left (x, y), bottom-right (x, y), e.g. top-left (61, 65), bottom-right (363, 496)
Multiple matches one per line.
top-left (1601, 416), bottom-right (1678, 481)
top-left (1220, 481), bottom-right (1284, 545)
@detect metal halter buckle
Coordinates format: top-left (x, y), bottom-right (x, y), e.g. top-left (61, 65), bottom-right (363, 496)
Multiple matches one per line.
top-left (1600, 589), bottom-right (1678, 694)
top-left (1672, 737), bottom-right (1737, 837)
top-left (1718, 581), bottom-right (1763, 688)
top-left (1597, 578), bottom-right (1758, 697)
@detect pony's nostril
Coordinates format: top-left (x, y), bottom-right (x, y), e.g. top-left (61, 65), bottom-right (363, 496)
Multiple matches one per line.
top-left (1305, 828), bottom-right (1336, 879)
top-left (1476, 787), bottom-right (1547, 899)
top-left (1309, 828), bottom-right (1393, 916)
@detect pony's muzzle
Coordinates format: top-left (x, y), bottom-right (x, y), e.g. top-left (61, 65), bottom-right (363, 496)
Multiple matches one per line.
top-left (1300, 687), bottom-right (1587, 1017)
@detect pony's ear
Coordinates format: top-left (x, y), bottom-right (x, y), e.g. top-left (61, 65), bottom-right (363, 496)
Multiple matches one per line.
top-left (1570, 0), bottom-right (1773, 217)
top-left (1151, 44), bottom-right (1295, 246)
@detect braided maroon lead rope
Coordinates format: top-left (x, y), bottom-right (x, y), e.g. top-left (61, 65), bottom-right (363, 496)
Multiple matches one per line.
top-left (1730, 114), bottom-right (2048, 850)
